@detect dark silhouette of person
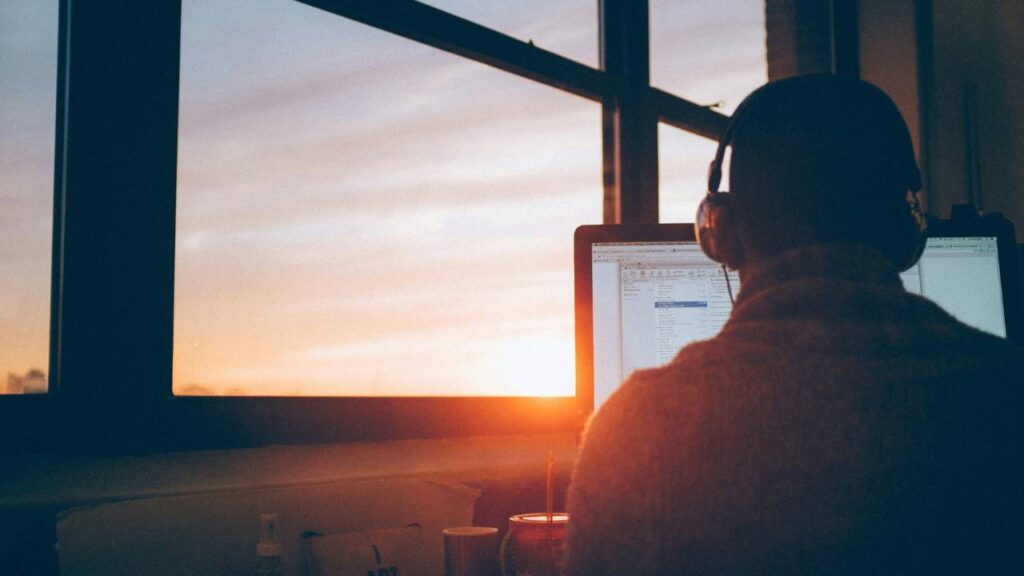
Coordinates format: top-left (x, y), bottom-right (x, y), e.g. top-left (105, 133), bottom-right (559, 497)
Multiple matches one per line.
top-left (565, 74), bottom-right (1024, 575)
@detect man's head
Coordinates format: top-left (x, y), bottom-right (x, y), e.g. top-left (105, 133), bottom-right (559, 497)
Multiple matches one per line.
top-left (696, 74), bottom-right (925, 272)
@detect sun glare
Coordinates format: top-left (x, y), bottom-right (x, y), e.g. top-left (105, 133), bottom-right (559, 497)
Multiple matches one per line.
top-left (487, 335), bottom-right (575, 397)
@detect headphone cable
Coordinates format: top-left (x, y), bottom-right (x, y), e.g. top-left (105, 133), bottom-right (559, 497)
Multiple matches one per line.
top-left (722, 265), bottom-right (735, 305)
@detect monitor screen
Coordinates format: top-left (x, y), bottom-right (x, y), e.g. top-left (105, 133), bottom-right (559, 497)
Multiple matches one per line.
top-left (585, 234), bottom-right (1009, 411)
top-left (900, 236), bottom-right (1006, 338)
top-left (590, 240), bottom-right (738, 409)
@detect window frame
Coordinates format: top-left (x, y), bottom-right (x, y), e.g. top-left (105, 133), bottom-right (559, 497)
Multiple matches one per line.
top-left (0, 0), bottom-right (730, 455)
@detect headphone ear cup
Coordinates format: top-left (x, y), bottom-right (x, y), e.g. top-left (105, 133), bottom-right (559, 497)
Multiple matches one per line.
top-left (890, 192), bottom-right (928, 271)
top-left (696, 191), bottom-right (744, 268)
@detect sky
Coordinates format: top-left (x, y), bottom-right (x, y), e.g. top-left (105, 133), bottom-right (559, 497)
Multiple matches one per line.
top-left (1, 0), bottom-right (766, 397)
top-left (0, 0), bottom-right (58, 393)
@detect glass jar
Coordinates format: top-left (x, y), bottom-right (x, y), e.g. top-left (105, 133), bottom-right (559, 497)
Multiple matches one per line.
top-left (499, 513), bottom-right (568, 576)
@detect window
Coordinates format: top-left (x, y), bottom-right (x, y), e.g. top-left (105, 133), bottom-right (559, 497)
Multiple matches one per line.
top-left (2, 0), bottom-right (775, 453)
top-left (651, 0), bottom-right (767, 114)
top-left (652, 1), bottom-right (766, 222)
top-left (0, 0), bottom-right (58, 395)
top-left (175, 0), bottom-right (600, 397)
top-left (420, 0), bottom-right (597, 67)
top-left (658, 124), bottom-right (717, 224)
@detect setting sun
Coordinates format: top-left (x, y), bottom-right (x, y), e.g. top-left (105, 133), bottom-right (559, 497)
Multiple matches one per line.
top-left (483, 335), bottom-right (575, 397)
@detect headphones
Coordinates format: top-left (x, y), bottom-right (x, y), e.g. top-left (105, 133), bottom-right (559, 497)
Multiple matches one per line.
top-left (694, 77), bottom-right (927, 272)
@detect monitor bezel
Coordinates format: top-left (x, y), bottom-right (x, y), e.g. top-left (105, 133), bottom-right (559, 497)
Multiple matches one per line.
top-left (574, 224), bottom-right (697, 415)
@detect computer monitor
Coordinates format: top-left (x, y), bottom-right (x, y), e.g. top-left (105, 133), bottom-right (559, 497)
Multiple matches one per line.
top-left (575, 223), bottom-right (1020, 413)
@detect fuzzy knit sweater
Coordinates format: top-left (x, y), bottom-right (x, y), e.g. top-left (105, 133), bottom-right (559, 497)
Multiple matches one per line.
top-left (565, 244), bottom-right (1024, 576)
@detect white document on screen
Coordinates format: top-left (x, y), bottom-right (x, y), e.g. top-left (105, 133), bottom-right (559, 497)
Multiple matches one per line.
top-left (900, 236), bottom-right (1006, 337)
top-left (620, 265), bottom-right (734, 378)
top-left (590, 242), bottom-right (738, 409)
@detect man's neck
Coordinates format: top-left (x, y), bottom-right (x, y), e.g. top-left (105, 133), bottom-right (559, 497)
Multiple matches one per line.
top-left (735, 243), bottom-right (902, 300)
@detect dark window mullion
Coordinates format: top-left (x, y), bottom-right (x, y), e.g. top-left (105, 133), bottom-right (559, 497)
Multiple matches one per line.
top-left (55, 0), bottom-right (181, 452)
top-left (653, 88), bottom-right (729, 141)
top-left (49, 0), bottom-right (71, 397)
top-left (830, 0), bottom-right (860, 78)
top-left (600, 0), bottom-right (659, 224)
top-left (297, 0), bottom-right (609, 102)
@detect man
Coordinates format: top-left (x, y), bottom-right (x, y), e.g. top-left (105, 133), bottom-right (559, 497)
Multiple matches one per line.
top-left (564, 75), bottom-right (1024, 575)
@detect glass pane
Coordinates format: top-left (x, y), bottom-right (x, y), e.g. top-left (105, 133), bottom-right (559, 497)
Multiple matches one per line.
top-left (651, 0), bottom-right (768, 114)
top-left (175, 0), bottom-right (601, 397)
top-left (0, 0), bottom-right (58, 395)
top-left (421, 0), bottom-right (597, 67)
top-left (659, 123), bottom-right (717, 224)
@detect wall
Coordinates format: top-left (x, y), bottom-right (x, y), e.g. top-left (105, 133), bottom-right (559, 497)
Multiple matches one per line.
top-left (926, 0), bottom-right (1024, 233)
top-left (860, 0), bottom-right (1024, 236)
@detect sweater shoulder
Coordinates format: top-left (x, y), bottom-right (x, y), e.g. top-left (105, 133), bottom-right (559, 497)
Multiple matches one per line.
top-left (588, 344), bottom-right (719, 442)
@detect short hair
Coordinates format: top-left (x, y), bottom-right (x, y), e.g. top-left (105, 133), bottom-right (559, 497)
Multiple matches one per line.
top-left (727, 75), bottom-right (920, 260)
